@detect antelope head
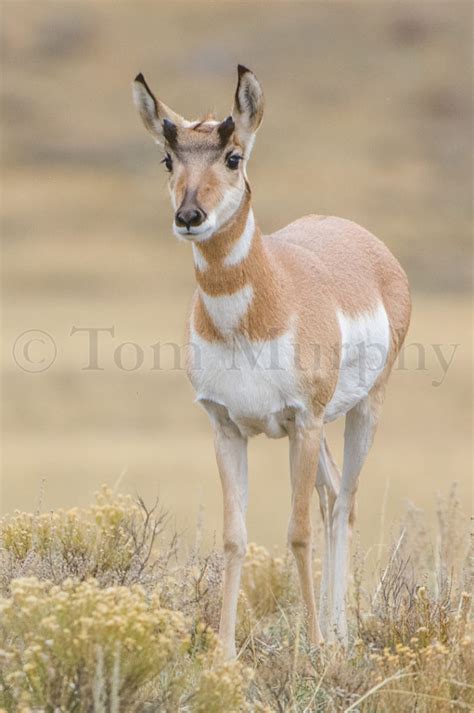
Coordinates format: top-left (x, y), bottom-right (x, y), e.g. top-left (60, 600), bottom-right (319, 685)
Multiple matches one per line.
top-left (132, 65), bottom-right (264, 242)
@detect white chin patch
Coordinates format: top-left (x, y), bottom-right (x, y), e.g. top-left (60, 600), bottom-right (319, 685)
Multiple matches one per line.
top-left (173, 215), bottom-right (216, 243)
top-left (171, 186), bottom-right (244, 243)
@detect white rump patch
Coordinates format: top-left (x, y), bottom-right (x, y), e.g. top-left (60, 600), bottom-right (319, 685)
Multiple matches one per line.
top-left (224, 210), bottom-right (255, 266)
top-left (325, 302), bottom-right (390, 422)
top-left (200, 285), bottom-right (254, 337)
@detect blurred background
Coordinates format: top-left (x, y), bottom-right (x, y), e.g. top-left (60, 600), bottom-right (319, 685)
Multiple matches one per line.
top-left (1, 1), bottom-right (471, 550)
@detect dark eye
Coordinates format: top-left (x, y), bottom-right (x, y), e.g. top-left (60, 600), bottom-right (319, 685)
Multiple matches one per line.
top-left (225, 152), bottom-right (242, 170)
top-left (161, 154), bottom-right (173, 172)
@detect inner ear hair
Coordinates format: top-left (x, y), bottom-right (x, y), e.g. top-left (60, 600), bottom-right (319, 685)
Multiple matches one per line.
top-left (133, 73), bottom-right (161, 137)
top-left (233, 64), bottom-right (264, 131)
top-left (134, 73), bottom-right (158, 113)
top-left (234, 65), bottom-right (250, 115)
top-left (133, 72), bottom-right (186, 145)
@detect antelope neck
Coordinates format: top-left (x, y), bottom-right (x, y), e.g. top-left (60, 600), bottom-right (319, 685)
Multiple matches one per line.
top-left (192, 192), bottom-right (292, 341)
top-left (193, 193), bottom-right (256, 292)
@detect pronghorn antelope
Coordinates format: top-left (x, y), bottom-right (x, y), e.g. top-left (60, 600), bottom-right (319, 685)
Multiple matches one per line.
top-left (133, 65), bottom-right (411, 659)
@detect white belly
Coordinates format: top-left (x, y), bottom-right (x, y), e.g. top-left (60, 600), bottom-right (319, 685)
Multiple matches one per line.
top-left (189, 302), bottom-right (390, 434)
top-left (189, 327), bottom-right (304, 438)
top-left (324, 302), bottom-right (390, 422)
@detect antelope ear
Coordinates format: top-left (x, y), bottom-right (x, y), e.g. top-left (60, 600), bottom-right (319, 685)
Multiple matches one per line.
top-left (132, 73), bottom-right (183, 145)
top-left (232, 65), bottom-right (264, 157)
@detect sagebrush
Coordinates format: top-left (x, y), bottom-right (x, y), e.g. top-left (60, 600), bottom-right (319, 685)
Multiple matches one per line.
top-left (0, 485), bottom-right (471, 712)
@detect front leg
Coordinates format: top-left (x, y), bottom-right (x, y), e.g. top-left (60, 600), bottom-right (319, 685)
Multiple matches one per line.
top-left (288, 415), bottom-right (324, 647)
top-left (213, 419), bottom-right (248, 660)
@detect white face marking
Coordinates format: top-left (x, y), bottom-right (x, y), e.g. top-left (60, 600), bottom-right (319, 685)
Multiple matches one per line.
top-left (223, 209), bottom-right (255, 267)
top-left (199, 284), bottom-right (254, 337)
top-left (192, 244), bottom-right (208, 272)
top-left (214, 185), bottom-right (246, 229)
top-left (324, 302), bottom-right (390, 422)
top-left (172, 185), bottom-right (245, 243)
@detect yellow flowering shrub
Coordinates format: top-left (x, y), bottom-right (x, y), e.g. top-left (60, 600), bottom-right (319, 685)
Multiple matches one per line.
top-left (0, 486), bottom-right (471, 712)
top-left (0, 578), bottom-right (188, 710)
top-left (241, 544), bottom-right (294, 618)
top-left (0, 577), bottom-right (249, 712)
top-left (193, 659), bottom-right (251, 713)
top-left (0, 488), bottom-right (163, 587)
top-left (363, 627), bottom-right (473, 710)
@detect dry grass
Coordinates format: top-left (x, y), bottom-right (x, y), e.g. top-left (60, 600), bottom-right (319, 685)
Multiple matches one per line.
top-left (0, 486), bottom-right (471, 712)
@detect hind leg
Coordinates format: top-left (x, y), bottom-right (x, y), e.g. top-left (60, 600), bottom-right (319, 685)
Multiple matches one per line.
top-left (315, 434), bottom-right (340, 639)
top-left (330, 383), bottom-right (386, 644)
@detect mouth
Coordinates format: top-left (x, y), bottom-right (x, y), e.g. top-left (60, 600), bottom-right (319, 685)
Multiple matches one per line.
top-left (175, 227), bottom-right (199, 239)
top-left (173, 217), bottom-right (216, 242)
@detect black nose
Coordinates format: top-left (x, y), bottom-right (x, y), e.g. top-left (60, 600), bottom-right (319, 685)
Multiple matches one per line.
top-left (175, 207), bottom-right (206, 230)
